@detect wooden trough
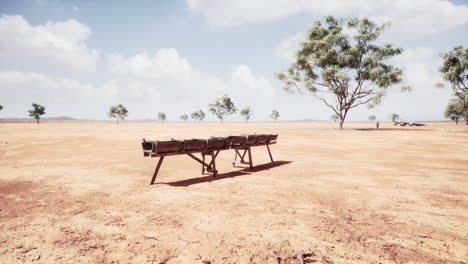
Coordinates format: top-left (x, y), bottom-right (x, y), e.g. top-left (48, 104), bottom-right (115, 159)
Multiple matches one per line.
top-left (141, 134), bottom-right (278, 184)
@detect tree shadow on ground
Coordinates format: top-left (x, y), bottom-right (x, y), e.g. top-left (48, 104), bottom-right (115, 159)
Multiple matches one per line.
top-left (353, 128), bottom-right (433, 131)
top-left (156, 160), bottom-right (292, 187)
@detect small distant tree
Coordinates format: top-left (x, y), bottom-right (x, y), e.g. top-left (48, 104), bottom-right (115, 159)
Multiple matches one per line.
top-left (368, 114), bottom-right (379, 129)
top-left (107, 104), bottom-right (128, 125)
top-left (277, 16), bottom-right (409, 129)
top-left (389, 113), bottom-right (399, 123)
top-left (191, 110), bottom-right (205, 122)
top-left (208, 95), bottom-right (237, 123)
top-left (270, 109), bottom-right (280, 121)
top-left (157, 112), bottom-right (167, 123)
top-left (180, 114), bottom-right (189, 122)
top-left (239, 107), bottom-right (253, 122)
top-left (330, 114), bottom-right (339, 122)
top-left (438, 46), bottom-right (467, 125)
top-left (28, 103), bottom-right (46, 124)
top-left (0, 105), bottom-right (3, 111)
top-left (445, 99), bottom-right (464, 125)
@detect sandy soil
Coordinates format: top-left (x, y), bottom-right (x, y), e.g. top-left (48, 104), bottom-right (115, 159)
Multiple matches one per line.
top-left (0, 122), bottom-right (467, 264)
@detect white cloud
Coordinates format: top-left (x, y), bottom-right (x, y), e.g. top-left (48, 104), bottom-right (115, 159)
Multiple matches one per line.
top-left (273, 32), bottom-right (304, 61)
top-left (230, 64), bottom-right (274, 97)
top-left (2, 48), bottom-right (279, 120)
top-left (106, 49), bottom-right (277, 120)
top-left (188, 0), bottom-right (468, 38)
top-left (0, 15), bottom-right (98, 71)
top-left (109, 48), bottom-right (192, 80)
top-left (228, 64), bottom-right (277, 117)
top-left (0, 70), bottom-right (166, 118)
top-left (0, 71), bottom-right (117, 105)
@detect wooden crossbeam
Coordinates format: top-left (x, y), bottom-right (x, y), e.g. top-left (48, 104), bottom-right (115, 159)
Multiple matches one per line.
top-left (187, 153), bottom-right (213, 171)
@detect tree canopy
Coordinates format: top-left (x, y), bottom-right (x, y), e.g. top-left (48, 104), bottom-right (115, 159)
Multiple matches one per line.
top-left (444, 99), bottom-right (465, 125)
top-left (107, 104), bottom-right (128, 125)
top-left (239, 106), bottom-right (253, 122)
top-left (28, 103), bottom-right (45, 124)
top-left (208, 95), bottom-right (237, 123)
top-left (270, 109), bottom-right (280, 121)
top-left (368, 115), bottom-right (376, 122)
top-left (277, 16), bottom-right (408, 129)
top-left (191, 110), bottom-right (205, 122)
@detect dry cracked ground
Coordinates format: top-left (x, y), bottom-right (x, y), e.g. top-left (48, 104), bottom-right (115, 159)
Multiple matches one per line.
top-left (0, 122), bottom-right (467, 263)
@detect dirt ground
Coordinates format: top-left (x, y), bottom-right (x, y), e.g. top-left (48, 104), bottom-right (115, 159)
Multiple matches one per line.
top-left (0, 122), bottom-right (467, 264)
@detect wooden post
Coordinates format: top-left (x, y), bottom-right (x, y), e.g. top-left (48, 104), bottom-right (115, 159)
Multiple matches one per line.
top-left (202, 153), bottom-right (205, 174)
top-left (247, 147), bottom-right (253, 169)
top-left (266, 144), bottom-right (274, 162)
top-left (150, 156), bottom-right (165, 185)
top-left (212, 153), bottom-right (217, 177)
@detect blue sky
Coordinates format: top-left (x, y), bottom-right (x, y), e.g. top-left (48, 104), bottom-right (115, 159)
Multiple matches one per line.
top-left (1, 0), bottom-right (467, 121)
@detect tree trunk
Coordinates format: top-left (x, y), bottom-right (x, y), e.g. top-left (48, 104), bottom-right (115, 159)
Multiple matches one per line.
top-left (455, 119), bottom-right (458, 125)
top-left (338, 114), bottom-right (346, 129)
top-left (116, 119), bottom-right (119, 125)
top-left (36, 118), bottom-right (40, 124)
top-left (338, 110), bottom-right (348, 130)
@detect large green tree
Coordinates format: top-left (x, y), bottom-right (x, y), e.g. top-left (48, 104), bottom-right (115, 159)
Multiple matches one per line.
top-left (208, 95), bottom-right (237, 123)
top-left (277, 16), bottom-right (409, 129)
top-left (439, 46), bottom-right (467, 125)
top-left (28, 103), bottom-right (45, 124)
top-left (107, 104), bottom-right (128, 125)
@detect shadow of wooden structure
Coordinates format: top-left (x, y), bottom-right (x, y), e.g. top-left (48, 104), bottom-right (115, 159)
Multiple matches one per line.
top-left (141, 134), bottom-right (278, 184)
top-left (156, 160), bottom-right (292, 187)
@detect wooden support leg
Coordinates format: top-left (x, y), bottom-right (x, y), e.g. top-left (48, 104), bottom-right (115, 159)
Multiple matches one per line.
top-left (202, 153), bottom-right (205, 174)
top-left (233, 151), bottom-right (237, 167)
top-left (208, 150), bottom-right (220, 167)
top-left (207, 151), bottom-right (219, 177)
top-left (150, 156), bottom-right (165, 185)
top-left (247, 147), bottom-right (253, 169)
top-left (212, 154), bottom-right (217, 177)
top-left (266, 144), bottom-right (274, 162)
top-left (241, 149), bottom-right (248, 162)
